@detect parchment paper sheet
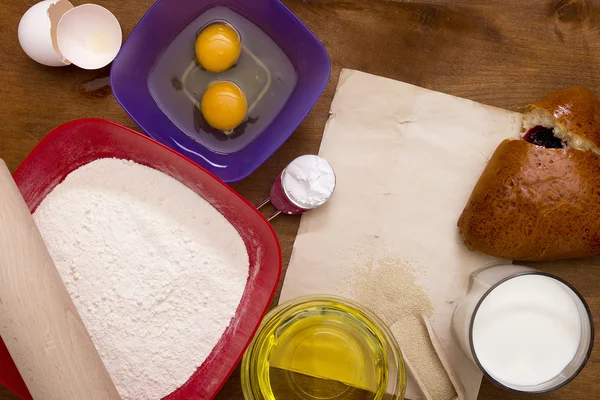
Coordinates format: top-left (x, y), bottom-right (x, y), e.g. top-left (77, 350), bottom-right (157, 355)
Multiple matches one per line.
top-left (279, 69), bottom-right (523, 400)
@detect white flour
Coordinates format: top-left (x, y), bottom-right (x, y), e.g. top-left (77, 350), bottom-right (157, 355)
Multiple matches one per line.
top-left (282, 155), bottom-right (335, 208)
top-left (33, 158), bottom-right (249, 400)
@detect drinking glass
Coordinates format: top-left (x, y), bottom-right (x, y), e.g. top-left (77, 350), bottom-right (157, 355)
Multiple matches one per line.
top-left (451, 264), bottom-right (593, 395)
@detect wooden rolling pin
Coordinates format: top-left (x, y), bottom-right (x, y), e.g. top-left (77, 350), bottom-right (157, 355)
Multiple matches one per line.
top-left (0, 160), bottom-right (120, 400)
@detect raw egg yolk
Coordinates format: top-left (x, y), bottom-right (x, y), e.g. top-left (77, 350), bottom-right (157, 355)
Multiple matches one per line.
top-left (201, 81), bottom-right (247, 132)
top-left (195, 23), bottom-right (241, 72)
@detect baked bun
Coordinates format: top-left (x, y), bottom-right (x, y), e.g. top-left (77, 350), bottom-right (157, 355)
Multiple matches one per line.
top-left (522, 86), bottom-right (600, 155)
top-left (458, 87), bottom-right (600, 261)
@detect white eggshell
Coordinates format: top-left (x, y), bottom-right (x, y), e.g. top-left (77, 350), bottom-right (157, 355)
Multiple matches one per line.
top-left (56, 4), bottom-right (122, 70)
top-left (18, 0), bottom-right (74, 67)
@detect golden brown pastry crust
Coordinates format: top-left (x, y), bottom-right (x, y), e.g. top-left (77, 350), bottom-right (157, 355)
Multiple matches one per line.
top-left (458, 139), bottom-right (600, 261)
top-left (525, 86), bottom-right (600, 149)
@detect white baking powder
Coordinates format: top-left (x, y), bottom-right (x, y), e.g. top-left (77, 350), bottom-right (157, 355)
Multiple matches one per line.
top-left (282, 155), bottom-right (335, 208)
top-left (33, 158), bottom-right (249, 400)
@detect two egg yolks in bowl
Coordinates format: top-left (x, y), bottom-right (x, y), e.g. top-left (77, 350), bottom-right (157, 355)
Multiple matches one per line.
top-left (195, 23), bottom-right (247, 134)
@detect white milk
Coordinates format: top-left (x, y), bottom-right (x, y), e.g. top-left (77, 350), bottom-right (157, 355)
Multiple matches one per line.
top-left (472, 274), bottom-right (582, 387)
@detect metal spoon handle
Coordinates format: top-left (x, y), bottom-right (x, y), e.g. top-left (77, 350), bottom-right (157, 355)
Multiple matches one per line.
top-left (256, 197), bottom-right (271, 210)
top-left (256, 197), bottom-right (281, 221)
top-left (267, 210), bottom-right (281, 221)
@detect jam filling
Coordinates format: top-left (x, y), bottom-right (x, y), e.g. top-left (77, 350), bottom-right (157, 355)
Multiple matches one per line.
top-left (523, 126), bottom-right (564, 149)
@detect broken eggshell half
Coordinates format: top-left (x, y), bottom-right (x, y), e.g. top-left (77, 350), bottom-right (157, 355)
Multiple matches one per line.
top-left (56, 4), bottom-right (123, 70)
top-left (18, 0), bottom-right (74, 67)
top-left (18, 1), bottom-right (122, 70)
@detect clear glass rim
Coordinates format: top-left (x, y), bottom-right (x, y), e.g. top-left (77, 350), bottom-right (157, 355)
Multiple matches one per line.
top-left (241, 294), bottom-right (405, 400)
top-left (468, 271), bottom-right (595, 395)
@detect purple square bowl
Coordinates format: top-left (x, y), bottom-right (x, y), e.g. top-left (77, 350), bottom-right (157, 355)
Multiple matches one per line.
top-left (111, 0), bottom-right (330, 182)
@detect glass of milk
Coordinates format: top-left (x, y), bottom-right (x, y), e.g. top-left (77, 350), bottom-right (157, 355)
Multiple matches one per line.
top-left (452, 264), bottom-right (593, 394)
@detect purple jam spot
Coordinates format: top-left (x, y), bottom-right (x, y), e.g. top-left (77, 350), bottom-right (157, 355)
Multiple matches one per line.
top-left (523, 126), bottom-right (564, 149)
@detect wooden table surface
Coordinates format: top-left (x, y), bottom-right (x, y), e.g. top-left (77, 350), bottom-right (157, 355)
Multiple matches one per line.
top-left (1, 0), bottom-right (599, 399)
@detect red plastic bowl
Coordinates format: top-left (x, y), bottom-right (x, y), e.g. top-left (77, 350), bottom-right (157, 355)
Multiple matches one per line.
top-left (0, 119), bottom-right (281, 400)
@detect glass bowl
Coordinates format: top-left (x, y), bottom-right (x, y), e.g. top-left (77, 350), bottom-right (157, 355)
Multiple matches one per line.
top-left (241, 296), bottom-right (406, 400)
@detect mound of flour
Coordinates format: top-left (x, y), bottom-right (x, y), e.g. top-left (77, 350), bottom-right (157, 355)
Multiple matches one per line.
top-left (33, 158), bottom-right (249, 399)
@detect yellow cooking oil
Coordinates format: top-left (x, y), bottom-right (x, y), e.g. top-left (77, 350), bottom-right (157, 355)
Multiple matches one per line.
top-left (242, 297), bottom-right (406, 400)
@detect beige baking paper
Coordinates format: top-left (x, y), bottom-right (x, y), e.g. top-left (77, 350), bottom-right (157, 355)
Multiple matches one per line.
top-left (279, 69), bottom-right (523, 400)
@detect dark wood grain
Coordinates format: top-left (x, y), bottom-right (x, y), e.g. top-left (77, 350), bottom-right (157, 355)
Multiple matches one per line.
top-left (1, 0), bottom-right (600, 399)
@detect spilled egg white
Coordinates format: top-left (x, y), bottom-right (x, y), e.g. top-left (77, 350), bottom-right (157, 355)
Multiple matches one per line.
top-left (18, 0), bottom-right (74, 67)
top-left (18, 1), bottom-right (122, 70)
